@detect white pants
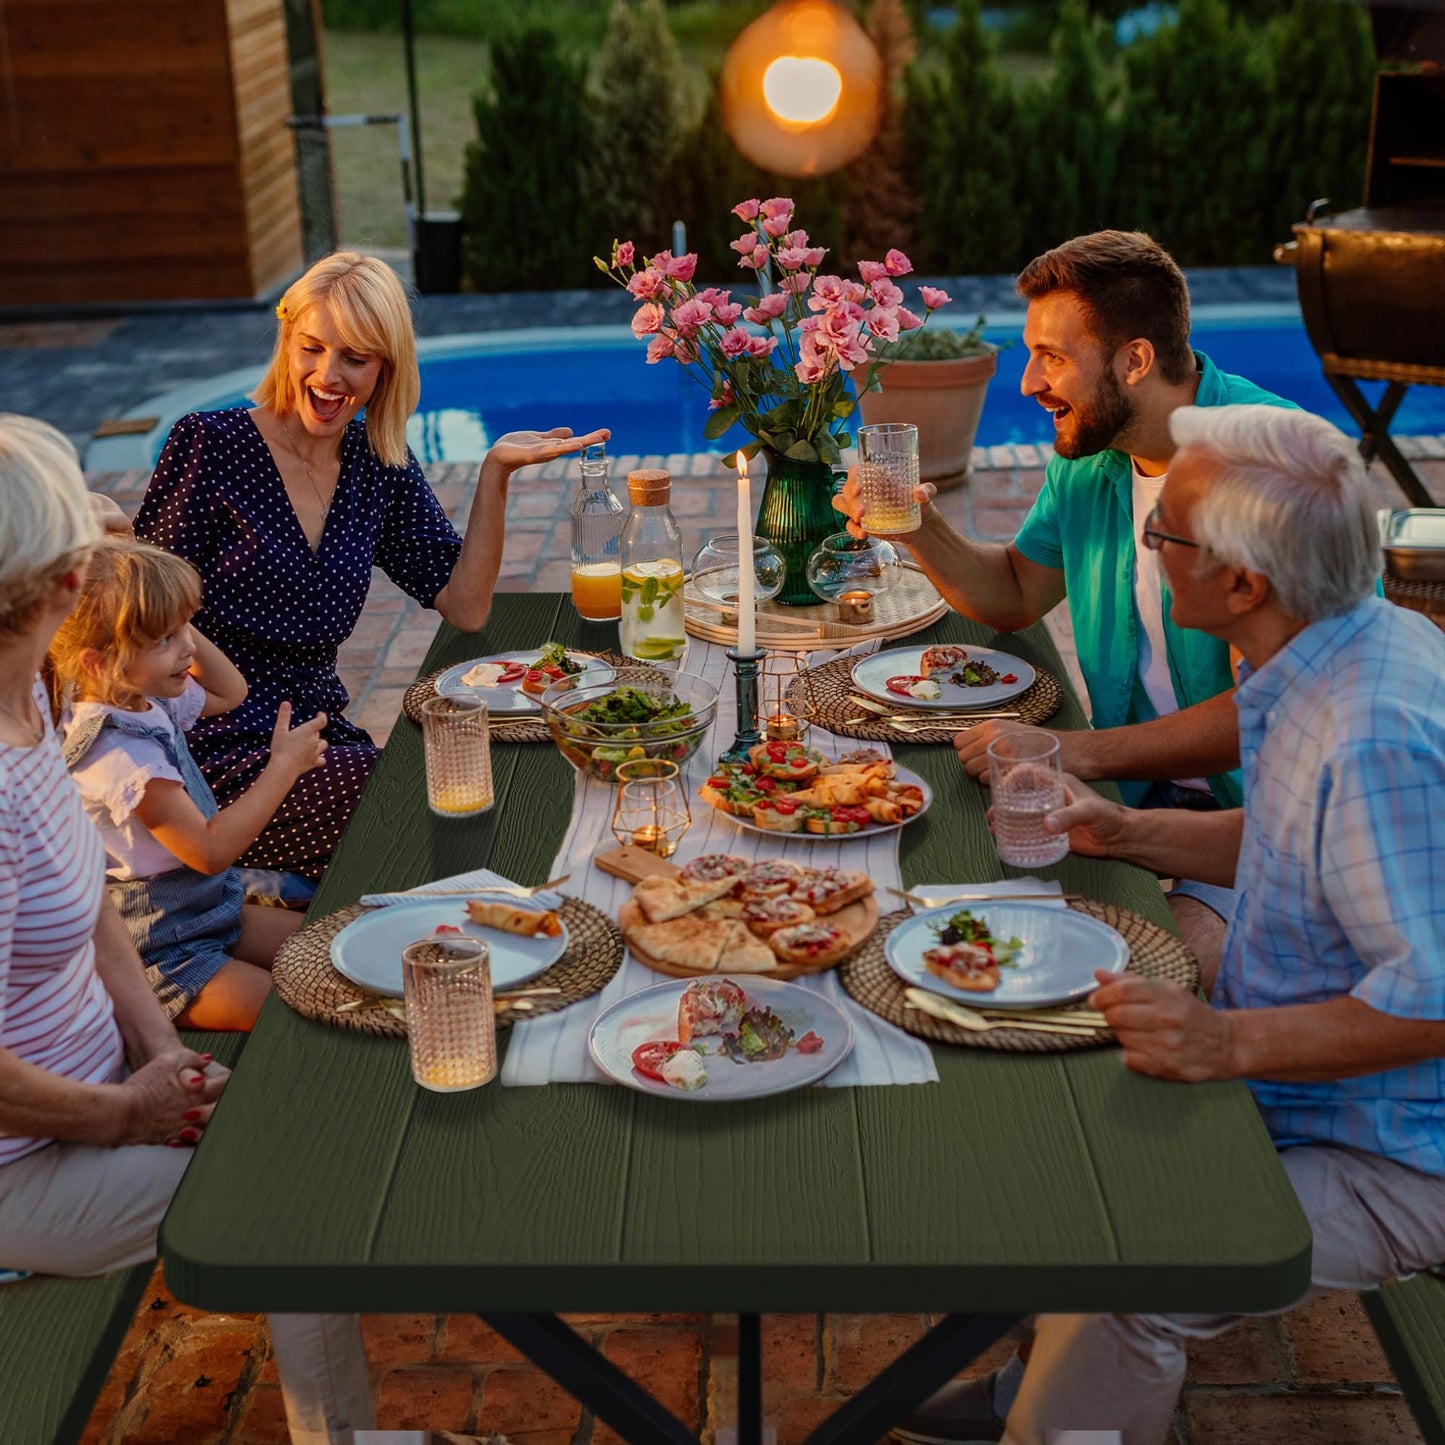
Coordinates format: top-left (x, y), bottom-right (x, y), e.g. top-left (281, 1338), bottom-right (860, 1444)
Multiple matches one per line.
top-left (1001, 1144), bottom-right (1445, 1445)
top-left (0, 1139), bottom-right (375, 1445)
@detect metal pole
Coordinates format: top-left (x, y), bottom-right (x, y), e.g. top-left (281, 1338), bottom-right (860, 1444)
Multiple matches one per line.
top-left (400, 0), bottom-right (426, 219)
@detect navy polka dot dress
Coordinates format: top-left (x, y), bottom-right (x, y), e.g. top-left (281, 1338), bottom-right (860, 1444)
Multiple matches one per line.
top-left (135, 409), bottom-right (462, 879)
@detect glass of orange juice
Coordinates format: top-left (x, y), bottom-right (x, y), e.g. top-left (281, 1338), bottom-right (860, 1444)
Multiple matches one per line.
top-left (571, 561), bottom-right (623, 621)
top-left (420, 696), bottom-right (493, 818)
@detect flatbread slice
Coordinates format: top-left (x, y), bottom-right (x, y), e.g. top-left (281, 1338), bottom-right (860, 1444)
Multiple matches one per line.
top-left (629, 915), bottom-right (732, 973)
top-left (716, 921), bottom-right (779, 973)
top-left (632, 873), bottom-right (740, 924)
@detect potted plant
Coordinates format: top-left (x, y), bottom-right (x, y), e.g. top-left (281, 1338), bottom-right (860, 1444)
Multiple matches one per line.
top-left (858, 316), bottom-right (998, 491)
top-left (595, 199), bottom-right (953, 602)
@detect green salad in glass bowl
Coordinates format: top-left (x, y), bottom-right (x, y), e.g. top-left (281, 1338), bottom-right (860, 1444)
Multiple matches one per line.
top-left (539, 667), bottom-right (718, 781)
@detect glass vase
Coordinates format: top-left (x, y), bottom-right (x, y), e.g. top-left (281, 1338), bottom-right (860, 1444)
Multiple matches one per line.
top-left (754, 451), bottom-right (846, 606)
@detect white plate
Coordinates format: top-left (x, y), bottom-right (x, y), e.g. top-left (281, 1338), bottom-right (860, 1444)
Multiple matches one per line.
top-left (715, 765), bottom-right (932, 842)
top-left (435, 651), bottom-right (614, 715)
top-left (330, 898), bottom-right (568, 997)
top-left (884, 902), bottom-right (1128, 1009)
top-left (587, 977), bottom-right (853, 1100)
top-left (852, 646), bottom-right (1036, 710)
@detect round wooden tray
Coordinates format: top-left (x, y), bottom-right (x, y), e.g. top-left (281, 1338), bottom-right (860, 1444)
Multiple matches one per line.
top-left (618, 892), bottom-right (880, 981)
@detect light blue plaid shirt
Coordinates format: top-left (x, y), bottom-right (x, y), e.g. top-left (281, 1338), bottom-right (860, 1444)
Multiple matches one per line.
top-left (1216, 598), bottom-right (1445, 1176)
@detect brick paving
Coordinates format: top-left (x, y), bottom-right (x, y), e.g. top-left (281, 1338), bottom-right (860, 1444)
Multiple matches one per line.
top-left (76, 455), bottom-right (1445, 1445)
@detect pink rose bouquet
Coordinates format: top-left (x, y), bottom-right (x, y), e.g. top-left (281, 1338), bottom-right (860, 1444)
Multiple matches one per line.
top-left (595, 197), bottom-right (951, 468)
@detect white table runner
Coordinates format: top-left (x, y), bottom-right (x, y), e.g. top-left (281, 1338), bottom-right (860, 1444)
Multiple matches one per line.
top-left (501, 636), bottom-right (939, 1088)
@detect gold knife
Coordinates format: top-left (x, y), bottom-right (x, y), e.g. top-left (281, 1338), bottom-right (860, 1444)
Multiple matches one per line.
top-left (903, 988), bottom-right (1100, 1036)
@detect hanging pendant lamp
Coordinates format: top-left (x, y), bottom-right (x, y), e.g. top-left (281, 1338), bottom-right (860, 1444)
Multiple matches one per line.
top-left (721, 0), bottom-right (882, 178)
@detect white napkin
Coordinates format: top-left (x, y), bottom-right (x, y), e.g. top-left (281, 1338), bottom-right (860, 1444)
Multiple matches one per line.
top-left (909, 877), bottom-right (1066, 909)
top-left (358, 869), bottom-right (566, 912)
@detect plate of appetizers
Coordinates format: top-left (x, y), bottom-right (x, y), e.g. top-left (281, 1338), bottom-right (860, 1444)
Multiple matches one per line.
top-left (852, 644), bottom-right (1036, 710)
top-left (588, 976), bottom-right (854, 1098)
top-left (435, 643), bottom-right (614, 714)
top-left (603, 851), bottom-right (880, 979)
top-left (330, 898), bottom-right (568, 996)
top-left (884, 902), bottom-right (1128, 1008)
top-left (699, 744), bottom-right (931, 839)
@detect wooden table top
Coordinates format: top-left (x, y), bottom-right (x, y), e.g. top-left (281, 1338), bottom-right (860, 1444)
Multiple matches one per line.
top-left (161, 594), bottom-right (1310, 1317)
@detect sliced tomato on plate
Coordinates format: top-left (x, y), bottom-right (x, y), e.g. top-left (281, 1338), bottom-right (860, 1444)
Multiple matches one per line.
top-left (631, 1040), bottom-right (686, 1082)
top-left (797, 1031), bottom-right (824, 1054)
top-left (753, 776), bottom-right (779, 793)
top-left (497, 661), bottom-right (529, 684)
top-left (885, 675), bottom-right (926, 697)
top-left (832, 805), bottom-right (872, 826)
top-left (769, 797), bottom-right (801, 815)
top-left (1000, 673), bottom-right (1018, 685)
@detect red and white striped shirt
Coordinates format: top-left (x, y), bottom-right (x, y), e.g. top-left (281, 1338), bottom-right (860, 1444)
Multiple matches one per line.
top-left (0, 681), bottom-right (122, 1165)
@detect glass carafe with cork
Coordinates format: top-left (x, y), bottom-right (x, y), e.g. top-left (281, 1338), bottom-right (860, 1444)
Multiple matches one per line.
top-left (619, 468), bottom-right (686, 662)
top-left (569, 441), bottom-right (625, 621)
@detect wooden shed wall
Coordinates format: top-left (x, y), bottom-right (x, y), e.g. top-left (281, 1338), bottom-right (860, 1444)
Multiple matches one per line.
top-left (0, 0), bottom-right (304, 304)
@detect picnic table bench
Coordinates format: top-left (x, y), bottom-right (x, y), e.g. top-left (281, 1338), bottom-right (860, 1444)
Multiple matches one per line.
top-left (0, 1031), bottom-right (244, 1445)
top-left (1362, 1271), bottom-right (1445, 1445)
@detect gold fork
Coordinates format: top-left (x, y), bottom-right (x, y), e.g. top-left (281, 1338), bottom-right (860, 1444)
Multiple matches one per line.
top-left (904, 988), bottom-right (1102, 1036)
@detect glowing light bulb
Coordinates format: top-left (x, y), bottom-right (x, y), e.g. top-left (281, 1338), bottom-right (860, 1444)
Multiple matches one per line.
top-left (762, 55), bottom-right (842, 125)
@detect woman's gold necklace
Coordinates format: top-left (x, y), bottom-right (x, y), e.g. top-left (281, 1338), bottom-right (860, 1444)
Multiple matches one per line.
top-left (286, 416), bottom-right (338, 523)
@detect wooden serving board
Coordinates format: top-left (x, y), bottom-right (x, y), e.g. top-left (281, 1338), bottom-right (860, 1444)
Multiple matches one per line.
top-left (595, 846), bottom-right (880, 981)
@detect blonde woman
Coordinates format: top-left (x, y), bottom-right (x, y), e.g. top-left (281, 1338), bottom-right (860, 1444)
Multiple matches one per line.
top-left (136, 250), bottom-right (608, 879)
top-left (0, 414), bottom-right (373, 1445)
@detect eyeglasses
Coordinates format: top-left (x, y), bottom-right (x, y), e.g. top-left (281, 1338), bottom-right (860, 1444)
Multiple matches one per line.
top-left (1141, 504), bottom-right (1200, 552)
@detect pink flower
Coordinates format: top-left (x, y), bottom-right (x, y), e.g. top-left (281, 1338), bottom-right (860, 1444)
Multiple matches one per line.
top-left (804, 247), bottom-right (826, 268)
top-left (760, 196), bottom-right (794, 221)
top-left (780, 272), bottom-right (811, 294)
top-left (709, 380), bottom-right (736, 410)
top-left (810, 274), bottom-right (847, 309)
top-left (670, 297), bottom-right (711, 334)
top-left (895, 306), bottom-right (924, 331)
top-left (615, 240), bottom-right (635, 268)
top-left (631, 302), bottom-right (665, 338)
top-left (674, 337), bottom-right (698, 364)
top-left (730, 231), bottom-right (761, 258)
top-left (712, 301), bottom-right (743, 326)
top-left (869, 279), bottom-right (904, 310)
top-left (776, 246), bottom-right (812, 272)
top-left (782, 229), bottom-right (809, 249)
top-left (666, 252), bottom-right (698, 282)
top-left (796, 352), bottom-right (830, 385)
top-left (737, 244), bottom-right (770, 271)
top-left (746, 335), bottom-right (777, 359)
top-left (627, 267), bottom-right (666, 300)
top-left (841, 279), bottom-right (867, 304)
top-left (865, 307), bottom-right (901, 342)
top-left (648, 250), bottom-right (673, 270)
top-left (858, 259), bottom-right (889, 284)
top-left (919, 286), bottom-right (953, 310)
top-left (732, 198), bottom-right (760, 221)
top-left (760, 213), bottom-right (791, 238)
top-left (884, 248), bottom-right (913, 276)
top-left (645, 334), bottom-right (675, 363)
top-left (745, 292), bottom-right (787, 323)
top-left (719, 327), bottom-right (753, 359)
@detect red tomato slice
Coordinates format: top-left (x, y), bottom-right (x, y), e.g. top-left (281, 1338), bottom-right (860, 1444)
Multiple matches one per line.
top-left (740, 763), bottom-right (758, 776)
top-left (497, 661), bottom-right (529, 684)
top-left (833, 805), bottom-right (871, 825)
top-left (797, 1031), bottom-right (824, 1054)
top-left (770, 798), bottom-right (800, 815)
top-left (886, 675), bottom-right (925, 697)
top-left (754, 776), bottom-right (778, 793)
top-left (542, 663), bottom-right (566, 680)
top-left (631, 1041), bottom-right (685, 1082)
top-left (1000, 673), bottom-right (1018, 685)
top-left (433, 924), bottom-right (463, 935)
top-left (707, 775), bottom-right (731, 790)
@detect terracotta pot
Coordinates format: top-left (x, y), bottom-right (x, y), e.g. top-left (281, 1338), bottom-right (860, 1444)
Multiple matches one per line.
top-left (857, 349), bottom-right (998, 491)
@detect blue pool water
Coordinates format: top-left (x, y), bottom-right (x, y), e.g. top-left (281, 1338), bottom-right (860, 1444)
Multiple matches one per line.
top-left (104, 313), bottom-right (1445, 469)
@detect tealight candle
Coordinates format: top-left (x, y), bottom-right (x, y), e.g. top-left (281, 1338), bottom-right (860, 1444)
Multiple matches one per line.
top-left (631, 823), bottom-right (672, 856)
top-left (736, 452), bottom-right (757, 655)
top-left (837, 589), bottom-right (875, 624)
top-left (765, 712), bottom-right (801, 742)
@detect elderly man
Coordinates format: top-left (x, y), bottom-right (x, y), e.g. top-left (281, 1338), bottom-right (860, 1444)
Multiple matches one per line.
top-left (895, 404), bottom-right (1445, 1445)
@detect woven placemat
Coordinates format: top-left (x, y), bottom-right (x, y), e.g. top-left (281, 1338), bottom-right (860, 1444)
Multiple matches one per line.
top-left (401, 650), bottom-right (628, 739)
top-left (787, 655), bottom-right (1063, 743)
top-left (272, 895), bottom-right (625, 1037)
top-left (839, 899), bottom-right (1199, 1054)
top-left (1385, 572), bottom-right (1445, 615)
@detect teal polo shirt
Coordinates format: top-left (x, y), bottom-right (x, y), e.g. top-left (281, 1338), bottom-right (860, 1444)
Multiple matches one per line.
top-left (1012, 352), bottom-right (1295, 808)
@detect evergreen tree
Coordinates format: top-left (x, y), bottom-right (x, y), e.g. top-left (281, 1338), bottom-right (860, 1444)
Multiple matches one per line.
top-left (586, 0), bottom-right (690, 261)
top-left (459, 29), bottom-right (592, 290)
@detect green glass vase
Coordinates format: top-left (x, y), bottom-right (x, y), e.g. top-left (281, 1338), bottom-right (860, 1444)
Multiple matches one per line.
top-left (755, 451), bottom-right (846, 606)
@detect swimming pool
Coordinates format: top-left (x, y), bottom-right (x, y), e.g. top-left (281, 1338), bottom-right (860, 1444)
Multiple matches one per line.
top-left (85, 309), bottom-right (1445, 471)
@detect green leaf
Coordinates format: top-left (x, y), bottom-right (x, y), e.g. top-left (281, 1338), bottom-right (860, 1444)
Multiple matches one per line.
top-left (815, 431), bottom-right (842, 466)
top-left (636, 605), bottom-right (655, 623)
top-left (641, 575), bottom-right (659, 607)
top-left (784, 439), bottom-right (819, 462)
top-left (702, 405), bottom-right (740, 440)
top-left (831, 397), bottom-right (856, 418)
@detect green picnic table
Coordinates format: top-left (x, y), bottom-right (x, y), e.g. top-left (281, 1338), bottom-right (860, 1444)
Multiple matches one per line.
top-left (160, 593), bottom-right (1310, 1444)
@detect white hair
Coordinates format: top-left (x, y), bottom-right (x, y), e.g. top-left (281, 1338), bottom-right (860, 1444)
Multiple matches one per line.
top-left (0, 415), bottom-right (100, 633)
top-left (1168, 404), bottom-right (1381, 622)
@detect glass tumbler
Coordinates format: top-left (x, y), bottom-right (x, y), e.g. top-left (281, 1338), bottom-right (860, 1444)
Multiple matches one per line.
top-left (401, 935), bottom-right (496, 1091)
top-left (856, 422), bottom-right (922, 535)
top-left (987, 731), bottom-right (1069, 868)
top-left (611, 758), bottom-right (691, 857)
top-left (420, 695), bottom-right (493, 818)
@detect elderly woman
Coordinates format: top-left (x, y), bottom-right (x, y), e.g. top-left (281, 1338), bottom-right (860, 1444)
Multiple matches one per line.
top-left (0, 415), bottom-right (373, 1444)
top-left (135, 251), bottom-right (607, 880)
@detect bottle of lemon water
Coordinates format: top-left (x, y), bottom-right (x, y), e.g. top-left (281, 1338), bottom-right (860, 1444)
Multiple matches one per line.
top-left (619, 469), bottom-right (686, 663)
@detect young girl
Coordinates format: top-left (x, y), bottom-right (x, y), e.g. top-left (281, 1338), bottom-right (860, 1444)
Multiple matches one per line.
top-left (48, 538), bottom-right (329, 1029)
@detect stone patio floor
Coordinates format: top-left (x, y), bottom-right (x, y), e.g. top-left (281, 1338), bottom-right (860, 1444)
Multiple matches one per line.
top-left (76, 453), bottom-right (1444, 1445)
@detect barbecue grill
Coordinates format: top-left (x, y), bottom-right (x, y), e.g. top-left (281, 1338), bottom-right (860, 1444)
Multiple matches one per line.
top-left (1275, 3), bottom-right (1445, 507)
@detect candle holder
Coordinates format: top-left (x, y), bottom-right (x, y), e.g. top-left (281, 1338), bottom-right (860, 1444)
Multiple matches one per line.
top-left (836, 589), bottom-right (875, 625)
top-left (761, 651), bottom-right (815, 744)
top-left (720, 646), bottom-right (767, 764)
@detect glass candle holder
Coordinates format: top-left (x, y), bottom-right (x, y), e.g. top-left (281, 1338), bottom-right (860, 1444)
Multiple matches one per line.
top-left (805, 530), bottom-right (900, 607)
top-left (690, 533), bottom-right (786, 624)
top-left (401, 935), bottom-right (497, 1091)
top-left (611, 758), bottom-right (691, 857)
top-left (761, 651), bottom-right (815, 743)
top-left (420, 695), bottom-right (493, 818)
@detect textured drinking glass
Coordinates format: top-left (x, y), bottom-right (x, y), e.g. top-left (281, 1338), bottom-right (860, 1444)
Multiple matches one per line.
top-left (988, 731), bottom-right (1069, 867)
top-left (401, 935), bottom-right (496, 1091)
top-left (420, 695), bottom-right (493, 818)
top-left (611, 759), bottom-right (691, 857)
top-left (857, 422), bottom-right (922, 535)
